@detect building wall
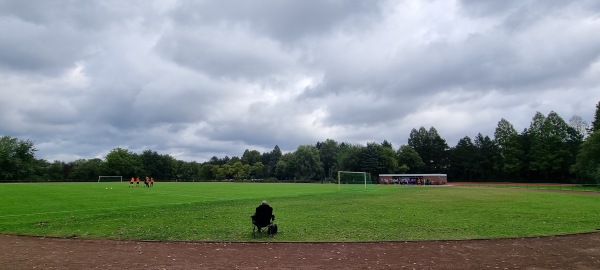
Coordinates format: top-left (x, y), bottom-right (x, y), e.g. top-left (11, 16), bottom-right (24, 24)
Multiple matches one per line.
top-left (379, 174), bottom-right (447, 185)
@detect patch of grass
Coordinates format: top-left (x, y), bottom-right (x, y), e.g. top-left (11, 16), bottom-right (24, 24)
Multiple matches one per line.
top-left (0, 183), bottom-right (598, 242)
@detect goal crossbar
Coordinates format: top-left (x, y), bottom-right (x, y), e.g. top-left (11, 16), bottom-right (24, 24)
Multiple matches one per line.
top-left (337, 171), bottom-right (368, 190)
top-left (98, 176), bottom-right (123, 183)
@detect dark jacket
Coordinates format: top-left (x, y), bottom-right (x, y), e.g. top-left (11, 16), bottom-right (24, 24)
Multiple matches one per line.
top-left (253, 204), bottom-right (274, 227)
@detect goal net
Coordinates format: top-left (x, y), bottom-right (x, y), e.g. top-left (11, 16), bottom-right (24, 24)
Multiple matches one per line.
top-left (98, 176), bottom-right (123, 183)
top-left (337, 171), bottom-right (373, 190)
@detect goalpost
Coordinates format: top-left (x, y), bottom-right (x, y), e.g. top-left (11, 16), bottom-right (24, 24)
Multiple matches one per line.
top-left (98, 176), bottom-right (123, 183)
top-left (337, 171), bottom-right (371, 190)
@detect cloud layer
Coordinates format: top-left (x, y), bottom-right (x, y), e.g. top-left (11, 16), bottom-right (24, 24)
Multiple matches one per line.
top-left (1, 0), bottom-right (599, 162)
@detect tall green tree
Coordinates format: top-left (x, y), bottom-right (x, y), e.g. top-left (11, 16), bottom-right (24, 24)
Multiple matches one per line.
top-left (473, 133), bottom-right (499, 180)
top-left (68, 158), bottom-right (104, 181)
top-left (140, 149), bottom-right (175, 179)
top-left (529, 111), bottom-right (574, 181)
top-left (103, 148), bottom-right (143, 177)
top-left (275, 152), bottom-right (296, 180)
top-left (522, 112), bottom-right (546, 179)
top-left (241, 149), bottom-right (262, 165)
top-left (0, 136), bottom-right (37, 180)
top-left (268, 145), bottom-right (283, 178)
top-left (494, 118), bottom-right (523, 177)
top-left (251, 162), bottom-right (266, 179)
top-left (572, 129), bottom-right (600, 183)
top-left (199, 163), bottom-right (215, 180)
top-left (396, 145), bottom-right (425, 173)
top-left (317, 139), bottom-right (339, 179)
top-left (294, 145), bottom-right (323, 180)
top-left (377, 141), bottom-right (398, 174)
top-left (337, 143), bottom-right (363, 173)
top-left (360, 142), bottom-right (380, 177)
top-left (590, 101), bottom-right (600, 133)
top-left (408, 127), bottom-right (448, 173)
top-left (449, 136), bottom-right (477, 180)
top-left (230, 161), bottom-right (250, 180)
top-left (45, 160), bottom-right (68, 181)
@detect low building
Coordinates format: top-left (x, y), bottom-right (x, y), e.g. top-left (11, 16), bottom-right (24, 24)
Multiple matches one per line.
top-left (378, 174), bottom-right (447, 185)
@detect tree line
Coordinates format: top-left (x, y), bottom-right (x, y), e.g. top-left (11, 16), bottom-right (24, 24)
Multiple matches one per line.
top-left (1, 102), bottom-right (599, 184)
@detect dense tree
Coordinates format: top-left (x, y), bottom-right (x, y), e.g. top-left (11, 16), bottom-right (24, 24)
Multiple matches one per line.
top-left (0, 136), bottom-right (37, 180)
top-left (473, 133), bottom-right (499, 180)
top-left (267, 145), bottom-right (282, 178)
top-left (494, 119), bottom-right (524, 178)
top-left (522, 112), bottom-right (546, 180)
top-left (294, 145), bottom-right (323, 180)
top-left (360, 142), bottom-right (379, 177)
top-left (528, 111), bottom-right (575, 181)
top-left (251, 162), bottom-right (266, 179)
top-left (565, 123), bottom-right (585, 178)
top-left (46, 160), bottom-right (68, 181)
top-left (408, 127), bottom-right (448, 173)
top-left (141, 150), bottom-right (176, 180)
top-left (275, 152), bottom-right (296, 180)
top-left (590, 101), bottom-right (600, 133)
top-left (377, 141), bottom-right (398, 174)
top-left (337, 143), bottom-right (363, 173)
top-left (229, 156), bottom-right (241, 164)
top-left (199, 163), bottom-right (215, 180)
top-left (173, 160), bottom-right (201, 181)
top-left (208, 156), bottom-right (226, 166)
top-left (381, 140), bottom-right (393, 149)
top-left (572, 130), bottom-right (600, 183)
top-left (103, 148), bottom-right (143, 177)
top-left (449, 136), bottom-right (477, 180)
top-left (31, 159), bottom-right (51, 181)
top-left (68, 158), bottom-right (104, 181)
top-left (396, 145), bottom-right (425, 173)
top-left (408, 127), bottom-right (429, 165)
top-left (212, 164), bottom-right (229, 180)
top-left (241, 149), bottom-right (262, 165)
top-left (317, 139), bottom-right (339, 179)
top-left (230, 161), bottom-right (249, 180)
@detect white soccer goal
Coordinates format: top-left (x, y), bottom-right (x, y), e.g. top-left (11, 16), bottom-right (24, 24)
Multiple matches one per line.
top-left (337, 171), bottom-right (371, 190)
top-left (97, 176), bottom-right (123, 183)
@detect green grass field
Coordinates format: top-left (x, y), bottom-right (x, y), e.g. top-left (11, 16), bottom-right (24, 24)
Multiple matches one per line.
top-left (0, 182), bottom-right (598, 242)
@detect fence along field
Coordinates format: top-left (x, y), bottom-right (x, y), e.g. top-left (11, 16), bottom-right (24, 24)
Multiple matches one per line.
top-left (0, 182), bottom-right (598, 242)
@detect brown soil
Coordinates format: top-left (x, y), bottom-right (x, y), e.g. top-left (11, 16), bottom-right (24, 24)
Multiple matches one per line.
top-left (1, 232), bottom-right (600, 269)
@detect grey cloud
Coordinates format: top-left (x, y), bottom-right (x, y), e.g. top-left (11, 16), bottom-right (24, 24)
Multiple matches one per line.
top-left (1, 0), bottom-right (599, 162)
top-left (169, 0), bottom-right (385, 43)
top-left (303, 4), bottom-right (600, 101)
top-left (458, 0), bottom-right (600, 18)
top-left (0, 0), bottom-right (145, 31)
top-left (155, 26), bottom-right (298, 79)
top-left (0, 17), bottom-right (90, 73)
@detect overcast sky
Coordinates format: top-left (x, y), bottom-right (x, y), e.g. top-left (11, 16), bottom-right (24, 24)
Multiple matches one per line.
top-left (1, 0), bottom-right (599, 162)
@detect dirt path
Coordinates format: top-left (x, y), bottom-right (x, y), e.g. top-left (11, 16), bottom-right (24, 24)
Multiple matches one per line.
top-left (1, 232), bottom-right (599, 269)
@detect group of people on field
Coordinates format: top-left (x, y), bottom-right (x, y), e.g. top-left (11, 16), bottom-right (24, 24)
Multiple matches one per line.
top-left (129, 176), bottom-right (155, 188)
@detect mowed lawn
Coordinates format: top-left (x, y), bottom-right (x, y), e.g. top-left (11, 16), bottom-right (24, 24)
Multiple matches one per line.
top-left (0, 182), bottom-right (598, 242)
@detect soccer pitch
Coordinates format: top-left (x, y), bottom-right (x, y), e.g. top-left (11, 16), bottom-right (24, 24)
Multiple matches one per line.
top-left (0, 182), bottom-right (598, 242)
